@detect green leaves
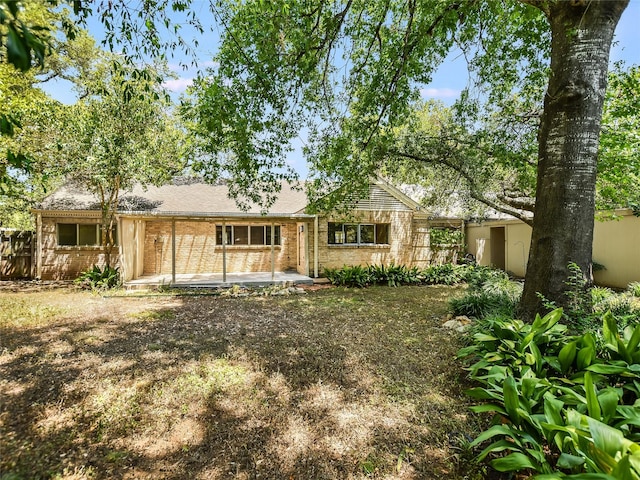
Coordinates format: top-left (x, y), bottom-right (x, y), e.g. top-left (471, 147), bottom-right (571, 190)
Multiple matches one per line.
top-left (0, 1), bottom-right (50, 71)
top-left (560, 342), bottom-right (578, 374)
top-left (462, 311), bottom-right (640, 477)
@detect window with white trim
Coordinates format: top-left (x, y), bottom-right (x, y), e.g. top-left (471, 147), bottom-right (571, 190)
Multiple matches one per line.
top-left (328, 223), bottom-right (389, 245)
top-left (216, 225), bottom-right (281, 245)
top-left (57, 223), bottom-right (118, 246)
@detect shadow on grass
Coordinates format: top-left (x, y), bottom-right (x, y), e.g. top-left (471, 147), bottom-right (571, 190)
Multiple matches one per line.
top-left (0, 286), bottom-right (486, 479)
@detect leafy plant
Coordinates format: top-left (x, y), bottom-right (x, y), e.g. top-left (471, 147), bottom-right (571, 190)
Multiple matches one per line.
top-left (460, 309), bottom-right (640, 477)
top-left (449, 277), bottom-right (521, 319)
top-left (628, 282), bottom-right (640, 298)
top-left (590, 286), bottom-right (615, 306)
top-left (423, 263), bottom-right (464, 285)
top-left (461, 265), bottom-right (509, 289)
top-left (323, 265), bottom-right (372, 287)
top-left (75, 265), bottom-right (121, 290)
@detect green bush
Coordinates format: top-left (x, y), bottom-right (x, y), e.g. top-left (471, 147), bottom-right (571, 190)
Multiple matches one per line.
top-left (367, 263), bottom-right (423, 286)
top-left (461, 265), bottom-right (509, 289)
top-left (628, 282), bottom-right (640, 298)
top-left (423, 263), bottom-right (465, 285)
top-left (590, 286), bottom-right (615, 306)
top-left (323, 263), bottom-right (511, 290)
top-left (323, 265), bottom-right (371, 287)
top-left (459, 309), bottom-right (640, 477)
top-left (75, 265), bottom-right (121, 290)
top-left (449, 276), bottom-right (522, 319)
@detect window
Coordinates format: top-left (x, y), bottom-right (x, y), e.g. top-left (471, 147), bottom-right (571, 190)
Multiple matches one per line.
top-left (328, 223), bottom-right (390, 245)
top-left (216, 225), bottom-right (281, 245)
top-left (57, 223), bottom-right (117, 246)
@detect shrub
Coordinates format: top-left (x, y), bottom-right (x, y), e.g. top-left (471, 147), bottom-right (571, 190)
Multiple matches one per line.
top-left (628, 282), bottom-right (640, 298)
top-left (367, 263), bottom-right (422, 286)
top-left (449, 277), bottom-right (522, 319)
top-left (590, 286), bottom-right (615, 306)
top-left (460, 265), bottom-right (509, 289)
top-left (75, 265), bottom-right (121, 290)
top-left (423, 263), bottom-right (464, 285)
top-left (324, 265), bottom-right (372, 287)
top-left (460, 309), bottom-right (640, 477)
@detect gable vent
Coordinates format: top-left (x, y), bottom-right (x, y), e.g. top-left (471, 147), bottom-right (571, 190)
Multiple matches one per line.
top-left (352, 185), bottom-right (412, 211)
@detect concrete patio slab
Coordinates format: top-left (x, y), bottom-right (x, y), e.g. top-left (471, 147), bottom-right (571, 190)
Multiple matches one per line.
top-left (125, 272), bottom-right (314, 289)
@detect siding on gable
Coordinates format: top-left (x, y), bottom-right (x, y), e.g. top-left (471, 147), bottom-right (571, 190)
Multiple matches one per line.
top-left (352, 185), bottom-right (413, 212)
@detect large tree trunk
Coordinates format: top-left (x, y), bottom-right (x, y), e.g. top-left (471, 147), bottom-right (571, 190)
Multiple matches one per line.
top-left (520, 0), bottom-right (628, 320)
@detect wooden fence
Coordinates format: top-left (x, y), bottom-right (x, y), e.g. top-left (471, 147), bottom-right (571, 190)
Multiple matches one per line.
top-left (0, 229), bottom-right (34, 280)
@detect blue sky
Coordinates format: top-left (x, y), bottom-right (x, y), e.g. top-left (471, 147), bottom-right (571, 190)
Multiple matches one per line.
top-left (42, 2), bottom-right (640, 177)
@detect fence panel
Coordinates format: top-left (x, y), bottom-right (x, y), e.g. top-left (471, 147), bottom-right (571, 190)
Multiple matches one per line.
top-left (0, 230), bottom-right (34, 279)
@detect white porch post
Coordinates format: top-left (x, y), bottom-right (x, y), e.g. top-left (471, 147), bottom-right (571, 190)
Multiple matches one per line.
top-left (222, 220), bottom-right (227, 283)
top-left (117, 216), bottom-right (126, 281)
top-left (304, 221), bottom-right (310, 277)
top-left (171, 219), bottom-right (176, 284)
top-left (133, 220), bottom-right (138, 280)
top-left (270, 221), bottom-right (275, 281)
top-left (36, 212), bottom-right (42, 279)
top-left (313, 215), bottom-right (319, 278)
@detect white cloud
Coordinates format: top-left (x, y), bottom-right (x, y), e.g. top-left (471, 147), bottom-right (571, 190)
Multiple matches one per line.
top-left (419, 87), bottom-right (460, 99)
top-left (163, 77), bottom-right (194, 92)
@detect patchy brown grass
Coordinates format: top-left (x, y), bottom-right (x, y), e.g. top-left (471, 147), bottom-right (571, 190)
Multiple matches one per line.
top-left (0, 285), bottom-right (490, 480)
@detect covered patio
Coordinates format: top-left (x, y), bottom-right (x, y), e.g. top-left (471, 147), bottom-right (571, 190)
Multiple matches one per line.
top-left (125, 271), bottom-right (314, 289)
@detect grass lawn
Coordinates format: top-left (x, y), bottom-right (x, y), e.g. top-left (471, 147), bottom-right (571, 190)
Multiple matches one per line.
top-left (0, 284), bottom-right (489, 479)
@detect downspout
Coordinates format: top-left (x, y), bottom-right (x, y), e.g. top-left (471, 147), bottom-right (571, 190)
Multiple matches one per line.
top-left (313, 215), bottom-right (319, 278)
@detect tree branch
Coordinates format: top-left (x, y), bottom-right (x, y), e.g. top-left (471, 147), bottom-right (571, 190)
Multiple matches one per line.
top-left (389, 148), bottom-right (534, 225)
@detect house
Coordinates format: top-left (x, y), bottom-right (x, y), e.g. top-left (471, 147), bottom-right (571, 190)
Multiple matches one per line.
top-left (466, 209), bottom-right (640, 289)
top-left (32, 178), bottom-right (464, 283)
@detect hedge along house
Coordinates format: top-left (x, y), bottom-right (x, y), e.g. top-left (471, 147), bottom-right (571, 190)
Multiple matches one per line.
top-left (32, 178), bottom-right (464, 284)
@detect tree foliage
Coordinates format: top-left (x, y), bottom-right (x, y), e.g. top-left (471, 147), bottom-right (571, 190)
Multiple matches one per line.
top-left (598, 64), bottom-right (640, 214)
top-left (0, 1), bottom-right (94, 227)
top-left (384, 63), bottom-right (640, 223)
top-left (58, 57), bottom-right (188, 265)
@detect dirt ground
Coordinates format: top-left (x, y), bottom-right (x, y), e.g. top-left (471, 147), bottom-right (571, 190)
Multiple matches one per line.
top-left (0, 283), bottom-right (489, 480)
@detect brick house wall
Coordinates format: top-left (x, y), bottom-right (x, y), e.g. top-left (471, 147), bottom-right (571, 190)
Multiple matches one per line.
top-left (142, 220), bottom-right (299, 275)
top-left (39, 214), bottom-right (116, 280)
top-left (314, 210), bottom-right (430, 272)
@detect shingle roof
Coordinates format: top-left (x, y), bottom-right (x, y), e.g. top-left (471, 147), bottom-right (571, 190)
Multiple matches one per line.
top-left (37, 181), bottom-right (309, 216)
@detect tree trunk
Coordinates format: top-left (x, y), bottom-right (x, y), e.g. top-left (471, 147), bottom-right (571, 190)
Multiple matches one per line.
top-left (520, 0), bottom-right (628, 320)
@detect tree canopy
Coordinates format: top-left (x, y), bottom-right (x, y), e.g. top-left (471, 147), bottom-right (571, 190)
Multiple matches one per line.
top-left (180, 0), bottom-right (630, 316)
top-left (0, 0), bottom-right (634, 316)
top-left (57, 57), bottom-right (189, 264)
top-left (383, 63), bottom-right (640, 223)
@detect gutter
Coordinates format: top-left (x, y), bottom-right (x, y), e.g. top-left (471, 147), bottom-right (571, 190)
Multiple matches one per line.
top-left (31, 208), bottom-right (315, 220)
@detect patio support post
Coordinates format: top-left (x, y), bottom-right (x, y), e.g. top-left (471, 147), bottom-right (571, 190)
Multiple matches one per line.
top-left (304, 221), bottom-right (310, 277)
top-left (313, 215), bottom-right (319, 278)
top-left (222, 220), bottom-right (227, 283)
top-left (118, 216), bottom-right (125, 281)
top-left (270, 221), bottom-right (275, 281)
top-left (171, 219), bottom-right (176, 285)
top-left (36, 212), bottom-right (42, 279)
